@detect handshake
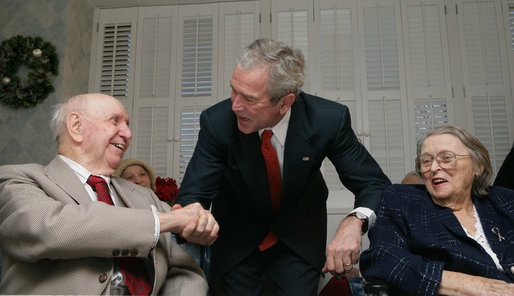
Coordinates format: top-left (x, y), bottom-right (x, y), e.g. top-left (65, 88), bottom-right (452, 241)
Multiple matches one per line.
top-left (158, 202), bottom-right (219, 246)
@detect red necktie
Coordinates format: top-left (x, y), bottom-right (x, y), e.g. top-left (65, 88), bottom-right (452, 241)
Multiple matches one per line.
top-left (87, 175), bottom-right (152, 295)
top-left (258, 130), bottom-right (281, 251)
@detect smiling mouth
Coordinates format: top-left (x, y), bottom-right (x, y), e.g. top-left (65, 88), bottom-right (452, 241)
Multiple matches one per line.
top-left (432, 178), bottom-right (447, 185)
top-left (239, 116), bottom-right (249, 121)
top-left (113, 143), bottom-right (125, 150)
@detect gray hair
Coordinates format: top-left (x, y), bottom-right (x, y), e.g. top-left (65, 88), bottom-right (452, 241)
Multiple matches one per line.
top-left (50, 94), bottom-right (89, 143)
top-left (416, 125), bottom-right (493, 196)
top-left (237, 38), bottom-right (305, 104)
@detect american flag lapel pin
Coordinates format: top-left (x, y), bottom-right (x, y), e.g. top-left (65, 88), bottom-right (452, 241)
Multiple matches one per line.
top-left (302, 156), bottom-right (310, 162)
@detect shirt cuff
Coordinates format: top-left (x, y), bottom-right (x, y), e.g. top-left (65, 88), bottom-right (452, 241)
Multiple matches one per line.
top-left (151, 205), bottom-right (160, 248)
top-left (349, 207), bottom-right (377, 229)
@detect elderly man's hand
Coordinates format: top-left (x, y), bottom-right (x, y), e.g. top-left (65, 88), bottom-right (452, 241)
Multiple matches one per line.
top-left (322, 215), bottom-right (362, 279)
top-left (171, 203), bottom-right (219, 245)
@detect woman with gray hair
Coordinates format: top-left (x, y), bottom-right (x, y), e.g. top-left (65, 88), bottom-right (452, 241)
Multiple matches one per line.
top-left (360, 125), bottom-right (514, 295)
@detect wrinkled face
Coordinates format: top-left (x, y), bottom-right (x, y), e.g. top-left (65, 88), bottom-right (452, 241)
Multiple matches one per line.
top-left (81, 96), bottom-right (132, 175)
top-left (421, 134), bottom-right (477, 206)
top-left (121, 164), bottom-right (151, 188)
top-left (230, 66), bottom-right (285, 134)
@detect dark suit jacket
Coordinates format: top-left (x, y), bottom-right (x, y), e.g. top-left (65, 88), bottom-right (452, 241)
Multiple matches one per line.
top-left (494, 144), bottom-right (514, 190)
top-left (0, 156), bottom-right (207, 295)
top-left (177, 92), bottom-right (390, 276)
top-left (360, 184), bottom-right (514, 296)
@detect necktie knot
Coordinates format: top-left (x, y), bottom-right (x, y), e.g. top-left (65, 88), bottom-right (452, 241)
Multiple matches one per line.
top-left (262, 130), bottom-right (273, 143)
top-left (87, 175), bottom-right (107, 191)
top-left (87, 175), bottom-right (114, 206)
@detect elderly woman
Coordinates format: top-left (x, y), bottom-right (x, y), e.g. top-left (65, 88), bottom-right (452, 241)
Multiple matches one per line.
top-left (360, 125), bottom-right (514, 296)
top-left (114, 158), bottom-right (156, 191)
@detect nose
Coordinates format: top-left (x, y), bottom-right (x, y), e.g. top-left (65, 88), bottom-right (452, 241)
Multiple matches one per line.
top-left (430, 158), bottom-right (441, 172)
top-left (231, 93), bottom-right (243, 112)
top-left (119, 121), bottom-right (133, 141)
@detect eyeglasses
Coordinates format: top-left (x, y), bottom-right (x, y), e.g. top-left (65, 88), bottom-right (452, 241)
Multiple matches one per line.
top-left (419, 151), bottom-right (469, 173)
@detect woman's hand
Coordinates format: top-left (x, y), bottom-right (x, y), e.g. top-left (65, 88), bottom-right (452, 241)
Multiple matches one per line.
top-left (438, 270), bottom-right (514, 296)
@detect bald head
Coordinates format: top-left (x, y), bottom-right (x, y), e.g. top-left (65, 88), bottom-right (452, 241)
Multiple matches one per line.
top-left (52, 93), bottom-right (132, 175)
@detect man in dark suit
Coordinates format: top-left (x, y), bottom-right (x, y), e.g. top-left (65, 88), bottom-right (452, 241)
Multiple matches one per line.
top-left (176, 38), bottom-right (390, 295)
top-left (0, 93), bottom-right (218, 295)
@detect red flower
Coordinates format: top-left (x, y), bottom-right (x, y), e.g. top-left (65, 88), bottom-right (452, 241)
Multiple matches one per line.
top-left (154, 176), bottom-right (179, 205)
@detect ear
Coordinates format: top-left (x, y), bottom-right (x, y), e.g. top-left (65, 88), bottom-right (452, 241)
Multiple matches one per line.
top-left (279, 93), bottom-right (296, 115)
top-left (67, 112), bottom-right (84, 143)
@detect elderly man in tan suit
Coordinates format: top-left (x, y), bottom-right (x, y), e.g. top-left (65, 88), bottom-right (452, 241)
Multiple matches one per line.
top-left (0, 93), bottom-right (218, 295)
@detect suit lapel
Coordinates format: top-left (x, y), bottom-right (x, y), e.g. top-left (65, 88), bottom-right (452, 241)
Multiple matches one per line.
top-left (282, 95), bottom-right (316, 211)
top-left (232, 131), bottom-right (272, 216)
top-left (43, 156), bottom-right (92, 205)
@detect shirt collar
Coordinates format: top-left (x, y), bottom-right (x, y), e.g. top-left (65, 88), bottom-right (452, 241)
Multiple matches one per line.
top-left (58, 155), bottom-right (112, 185)
top-left (258, 108), bottom-right (291, 148)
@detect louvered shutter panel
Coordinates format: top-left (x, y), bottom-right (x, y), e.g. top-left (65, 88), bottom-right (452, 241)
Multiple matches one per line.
top-left (136, 106), bottom-right (170, 177)
top-left (180, 7), bottom-right (217, 98)
top-left (177, 107), bottom-right (204, 182)
top-left (362, 2), bottom-right (400, 90)
top-left (402, 0), bottom-right (453, 148)
top-left (131, 7), bottom-right (178, 177)
top-left (137, 9), bottom-right (175, 98)
top-left (457, 0), bottom-right (513, 171)
top-left (91, 8), bottom-right (138, 117)
top-left (174, 4), bottom-right (219, 183)
top-left (359, 0), bottom-right (409, 183)
top-left (272, 0), bottom-right (313, 92)
top-left (218, 2), bottom-right (260, 99)
top-left (509, 1), bottom-right (514, 51)
top-left (414, 100), bottom-right (449, 140)
top-left (471, 95), bottom-right (511, 171)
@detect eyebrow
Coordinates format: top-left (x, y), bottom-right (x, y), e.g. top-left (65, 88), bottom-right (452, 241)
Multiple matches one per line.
top-left (230, 82), bottom-right (258, 101)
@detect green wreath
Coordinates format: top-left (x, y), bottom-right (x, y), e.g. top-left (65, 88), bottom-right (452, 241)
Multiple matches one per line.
top-left (0, 35), bottom-right (59, 109)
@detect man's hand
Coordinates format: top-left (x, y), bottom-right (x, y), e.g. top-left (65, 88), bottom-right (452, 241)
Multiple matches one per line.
top-left (322, 215), bottom-right (363, 279)
top-left (171, 203), bottom-right (219, 245)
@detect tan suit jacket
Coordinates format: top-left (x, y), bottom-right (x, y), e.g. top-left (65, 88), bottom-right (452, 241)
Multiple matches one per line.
top-left (0, 156), bottom-right (207, 295)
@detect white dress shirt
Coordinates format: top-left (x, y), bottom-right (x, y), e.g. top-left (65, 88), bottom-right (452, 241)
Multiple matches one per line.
top-left (257, 110), bottom-right (376, 229)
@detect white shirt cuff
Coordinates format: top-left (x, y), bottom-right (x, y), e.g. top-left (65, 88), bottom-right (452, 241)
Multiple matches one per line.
top-left (151, 205), bottom-right (160, 248)
top-left (349, 207), bottom-right (377, 229)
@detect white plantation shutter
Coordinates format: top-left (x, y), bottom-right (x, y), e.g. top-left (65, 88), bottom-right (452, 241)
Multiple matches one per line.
top-left (181, 12), bottom-right (215, 97)
top-left (509, 1), bottom-right (514, 51)
top-left (318, 6), bottom-right (355, 92)
top-left (218, 2), bottom-right (260, 99)
top-left (359, 0), bottom-right (409, 183)
top-left (131, 7), bottom-right (178, 177)
top-left (90, 8), bottom-right (138, 117)
top-left (177, 107), bottom-right (204, 182)
top-left (138, 11), bottom-right (175, 98)
top-left (404, 1), bottom-right (448, 89)
top-left (362, 2), bottom-right (400, 90)
top-left (414, 99), bottom-right (449, 140)
top-left (402, 0), bottom-right (453, 154)
top-left (457, 0), bottom-right (513, 171)
top-left (368, 97), bottom-right (406, 182)
top-left (272, 0), bottom-right (313, 92)
top-left (136, 106), bottom-right (170, 177)
top-left (100, 24), bottom-right (132, 98)
top-left (174, 4), bottom-right (219, 183)
top-left (471, 95), bottom-right (511, 171)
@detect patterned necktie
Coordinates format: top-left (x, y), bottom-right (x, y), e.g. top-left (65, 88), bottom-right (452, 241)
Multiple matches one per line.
top-left (258, 130), bottom-right (281, 251)
top-left (87, 175), bottom-right (152, 295)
